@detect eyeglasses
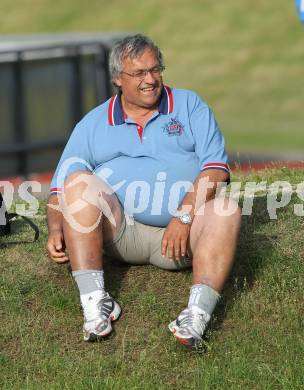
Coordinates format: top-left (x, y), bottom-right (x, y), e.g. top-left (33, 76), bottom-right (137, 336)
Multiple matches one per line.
top-left (121, 65), bottom-right (165, 81)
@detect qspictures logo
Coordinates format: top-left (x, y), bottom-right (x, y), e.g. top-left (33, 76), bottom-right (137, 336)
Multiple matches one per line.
top-left (2, 157), bottom-right (304, 234)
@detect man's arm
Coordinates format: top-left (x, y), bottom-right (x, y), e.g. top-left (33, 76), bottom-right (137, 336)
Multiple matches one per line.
top-left (178, 169), bottom-right (229, 218)
top-left (46, 194), bottom-right (69, 263)
top-left (161, 169), bottom-right (229, 261)
top-left (161, 92), bottom-right (230, 261)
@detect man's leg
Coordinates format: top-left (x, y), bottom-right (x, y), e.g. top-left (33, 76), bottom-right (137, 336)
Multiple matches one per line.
top-left (62, 171), bottom-right (123, 341)
top-left (190, 197), bottom-right (241, 291)
top-left (169, 197), bottom-right (241, 348)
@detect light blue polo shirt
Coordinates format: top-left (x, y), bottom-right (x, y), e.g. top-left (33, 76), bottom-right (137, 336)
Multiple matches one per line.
top-left (50, 86), bottom-right (229, 226)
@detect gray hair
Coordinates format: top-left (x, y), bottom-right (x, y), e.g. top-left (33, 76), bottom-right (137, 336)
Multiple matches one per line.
top-left (109, 34), bottom-right (164, 82)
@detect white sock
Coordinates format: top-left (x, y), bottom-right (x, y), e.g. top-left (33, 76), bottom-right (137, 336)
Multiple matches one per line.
top-left (72, 270), bottom-right (106, 321)
top-left (188, 284), bottom-right (220, 317)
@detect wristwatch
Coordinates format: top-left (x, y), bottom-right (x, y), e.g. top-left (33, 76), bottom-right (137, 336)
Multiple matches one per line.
top-left (176, 212), bottom-right (192, 225)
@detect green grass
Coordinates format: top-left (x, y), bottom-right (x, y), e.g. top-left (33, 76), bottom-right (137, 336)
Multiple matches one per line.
top-left (0, 0), bottom-right (303, 153)
top-left (1, 168), bottom-right (304, 389)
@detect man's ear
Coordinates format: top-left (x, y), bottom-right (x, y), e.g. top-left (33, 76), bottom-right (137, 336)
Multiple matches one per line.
top-left (114, 77), bottom-right (122, 88)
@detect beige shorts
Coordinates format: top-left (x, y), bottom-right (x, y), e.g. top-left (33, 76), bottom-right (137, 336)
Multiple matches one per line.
top-left (104, 215), bottom-right (192, 271)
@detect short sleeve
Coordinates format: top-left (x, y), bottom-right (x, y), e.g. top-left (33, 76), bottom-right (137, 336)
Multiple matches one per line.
top-left (49, 122), bottom-right (94, 195)
top-left (189, 94), bottom-right (229, 176)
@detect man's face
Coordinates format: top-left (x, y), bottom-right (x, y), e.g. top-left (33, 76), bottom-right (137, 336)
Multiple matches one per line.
top-left (114, 48), bottom-right (163, 110)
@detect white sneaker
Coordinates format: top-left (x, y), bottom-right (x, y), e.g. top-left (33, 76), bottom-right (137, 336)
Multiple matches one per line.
top-left (83, 292), bottom-right (121, 341)
top-left (168, 306), bottom-right (210, 349)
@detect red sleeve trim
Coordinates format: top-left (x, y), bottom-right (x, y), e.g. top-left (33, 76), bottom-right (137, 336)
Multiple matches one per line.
top-left (202, 163), bottom-right (230, 173)
top-left (50, 187), bottom-right (63, 194)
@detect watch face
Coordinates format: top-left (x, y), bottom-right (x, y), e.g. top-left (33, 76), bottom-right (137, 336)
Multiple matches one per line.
top-left (180, 214), bottom-right (191, 224)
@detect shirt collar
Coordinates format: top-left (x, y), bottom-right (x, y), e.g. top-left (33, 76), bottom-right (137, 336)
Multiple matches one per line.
top-left (107, 85), bottom-right (174, 126)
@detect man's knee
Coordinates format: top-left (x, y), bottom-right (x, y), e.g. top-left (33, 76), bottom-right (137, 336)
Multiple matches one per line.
top-left (64, 171), bottom-right (95, 195)
top-left (191, 198), bottom-right (241, 245)
top-left (63, 171), bottom-right (119, 211)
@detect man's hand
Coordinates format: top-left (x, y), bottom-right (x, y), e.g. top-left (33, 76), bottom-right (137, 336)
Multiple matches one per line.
top-left (47, 194), bottom-right (68, 263)
top-left (47, 229), bottom-right (69, 263)
top-left (161, 218), bottom-right (191, 260)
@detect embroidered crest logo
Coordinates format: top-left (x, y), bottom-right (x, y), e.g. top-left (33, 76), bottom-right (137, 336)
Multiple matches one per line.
top-left (162, 116), bottom-right (184, 137)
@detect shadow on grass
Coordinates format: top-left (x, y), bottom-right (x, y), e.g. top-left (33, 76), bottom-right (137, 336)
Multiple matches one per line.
top-left (210, 195), bottom-right (278, 333)
top-left (0, 218), bottom-right (38, 248)
top-left (103, 257), bottom-right (131, 299)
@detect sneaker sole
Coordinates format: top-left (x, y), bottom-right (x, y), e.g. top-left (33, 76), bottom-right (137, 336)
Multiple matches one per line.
top-left (168, 321), bottom-right (200, 349)
top-left (173, 334), bottom-right (196, 349)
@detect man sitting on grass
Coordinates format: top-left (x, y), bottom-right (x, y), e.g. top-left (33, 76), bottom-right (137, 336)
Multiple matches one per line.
top-left (47, 34), bottom-right (241, 349)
